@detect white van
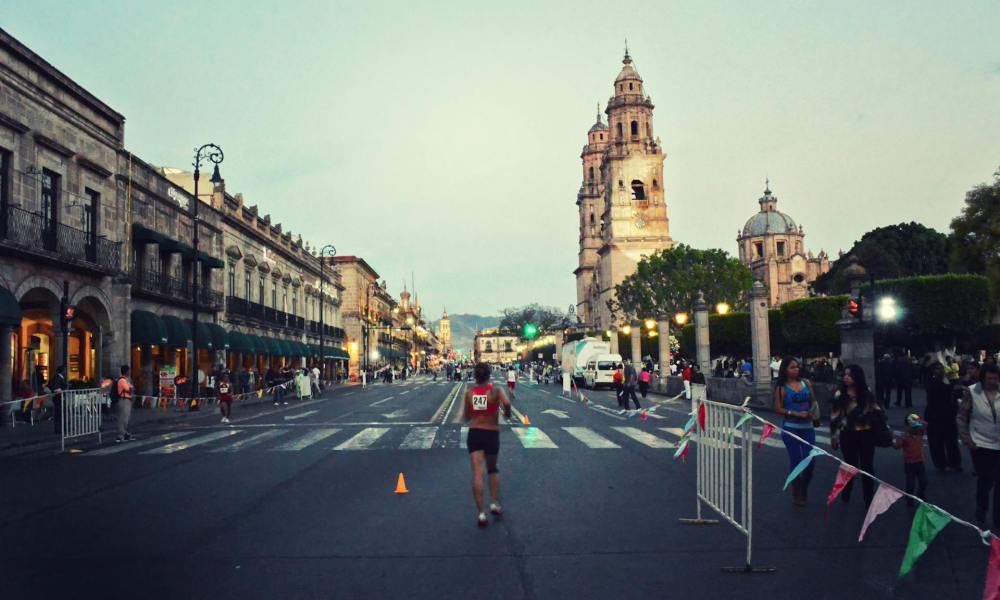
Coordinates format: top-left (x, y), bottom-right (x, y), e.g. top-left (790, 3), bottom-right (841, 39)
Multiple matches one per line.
top-left (584, 354), bottom-right (624, 389)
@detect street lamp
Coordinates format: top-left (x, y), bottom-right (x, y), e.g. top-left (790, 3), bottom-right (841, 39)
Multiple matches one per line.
top-left (674, 312), bottom-right (689, 326)
top-left (644, 318), bottom-right (656, 331)
top-left (621, 324), bottom-right (632, 336)
top-left (716, 302), bottom-right (730, 316)
top-left (876, 296), bottom-right (899, 322)
top-left (318, 244), bottom-right (337, 388)
top-left (189, 143), bottom-right (223, 399)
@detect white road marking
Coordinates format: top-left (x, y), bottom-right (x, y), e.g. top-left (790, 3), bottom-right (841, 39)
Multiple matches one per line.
top-left (562, 427), bottom-right (620, 448)
top-left (512, 427), bottom-right (558, 448)
top-left (399, 426), bottom-right (437, 450)
top-left (141, 430), bottom-right (242, 454)
top-left (334, 427), bottom-right (389, 450)
top-left (86, 432), bottom-right (196, 456)
top-left (272, 428), bottom-right (341, 451)
top-left (370, 396), bottom-right (394, 406)
top-left (400, 390), bottom-right (410, 395)
top-left (461, 426), bottom-right (468, 449)
top-left (541, 409), bottom-right (570, 419)
top-left (284, 410), bottom-right (318, 421)
top-left (611, 427), bottom-right (676, 449)
top-left (210, 429), bottom-right (288, 452)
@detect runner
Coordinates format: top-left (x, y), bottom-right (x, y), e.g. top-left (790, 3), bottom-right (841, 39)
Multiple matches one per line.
top-left (464, 362), bottom-right (513, 527)
top-left (506, 365), bottom-right (517, 395)
top-left (218, 374), bottom-right (233, 424)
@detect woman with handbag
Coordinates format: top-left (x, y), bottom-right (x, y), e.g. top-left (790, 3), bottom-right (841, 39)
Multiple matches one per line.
top-left (774, 357), bottom-right (820, 507)
top-left (830, 364), bottom-right (887, 507)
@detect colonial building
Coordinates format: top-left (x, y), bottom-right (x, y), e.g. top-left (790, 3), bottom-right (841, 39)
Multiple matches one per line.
top-left (473, 328), bottom-right (520, 365)
top-left (333, 255), bottom-right (398, 378)
top-left (575, 50), bottom-right (673, 331)
top-left (737, 183), bottom-right (830, 306)
top-left (0, 26), bottom-right (128, 403)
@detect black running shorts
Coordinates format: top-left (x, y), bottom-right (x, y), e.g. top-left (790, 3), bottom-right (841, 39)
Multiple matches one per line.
top-left (467, 428), bottom-right (500, 455)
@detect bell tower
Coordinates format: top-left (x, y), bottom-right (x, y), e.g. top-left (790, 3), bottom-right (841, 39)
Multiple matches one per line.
top-left (575, 103), bottom-right (609, 326)
top-left (593, 49), bottom-right (673, 328)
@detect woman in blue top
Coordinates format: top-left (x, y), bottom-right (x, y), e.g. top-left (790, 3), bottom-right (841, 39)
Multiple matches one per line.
top-left (774, 357), bottom-right (819, 507)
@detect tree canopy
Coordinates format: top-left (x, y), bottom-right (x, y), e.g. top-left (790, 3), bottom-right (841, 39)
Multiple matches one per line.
top-left (498, 303), bottom-right (570, 338)
top-left (812, 222), bottom-right (950, 294)
top-left (611, 244), bottom-right (752, 321)
top-left (950, 167), bottom-right (1000, 305)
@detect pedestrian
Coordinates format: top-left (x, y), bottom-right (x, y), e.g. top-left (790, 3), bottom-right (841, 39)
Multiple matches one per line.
top-left (957, 363), bottom-right (1000, 525)
top-left (621, 359), bottom-right (641, 414)
top-left (463, 362), bottom-right (512, 527)
top-left (115, 365), bottom-right (135, 443)
top-left (49, 365), bottom-right (66, 435)
top-left (612, 365), bottom-right (624, 408)
top-left (638, 366), bottom-right (650, 399)
top-left (774, 357), bottom-right (819, 507)
top-left (830, 364), bottom-right (884, 507)
top-left (238, 366), bottom-right (250, 397)
top-left (770, 356), bottom-right (781, 381)
top-left (218, 374), bottom-right (233, 424)
top-left (310, 365), bottom-right (321, 397)
top-left (893, 414), bottom-right (928, 505)
top-left (924, 363), bottom-right (962, 472)
top-left (506, 365), bottom-right (517, 396)
top-left (875, 354), bottom-right (894, 408)
top-left (691, 364), bottom-right (706, 385)
top-left (682, 361), bottom-right (692, 400)
top-left (894, 354), bottom-right (913, 408)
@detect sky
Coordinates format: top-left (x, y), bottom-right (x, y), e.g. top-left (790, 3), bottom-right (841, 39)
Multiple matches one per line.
top-left (4, 1), bottom-right (999, 318)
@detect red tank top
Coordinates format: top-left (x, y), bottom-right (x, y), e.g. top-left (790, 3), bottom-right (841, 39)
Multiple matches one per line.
top-left (469, 384), bottom-right (498, 416)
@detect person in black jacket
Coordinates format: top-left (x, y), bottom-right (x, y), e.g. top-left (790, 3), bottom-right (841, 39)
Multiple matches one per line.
top-left (49, 366), bottom-right (67, 435)
top-left (924, 363), bottom-right (962, 471)
top-left (875, 354), bottom-right (893, 408)
top-left (894, 355), bottom-right (913, 408)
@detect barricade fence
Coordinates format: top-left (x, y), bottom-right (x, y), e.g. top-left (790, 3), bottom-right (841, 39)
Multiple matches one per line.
top-left (61, 388), bottom-right (104, 451)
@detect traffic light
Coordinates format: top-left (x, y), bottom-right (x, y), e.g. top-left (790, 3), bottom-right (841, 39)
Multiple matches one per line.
top-left (523, 323), bottom-right (538, 339)
top-left (848, 297), bottom-right (862, 320)
top-left (60, 300), bottom-right (76, 328)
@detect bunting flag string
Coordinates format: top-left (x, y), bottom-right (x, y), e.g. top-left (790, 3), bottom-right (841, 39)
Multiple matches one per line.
top-left (673, 436), bottom-right (691, 460)
top-left (825, 464), bottom-right (858, 517)
top-left (783, 448), bottom-right (825, 490)
top-left (734, 411), bottom-right (754, 429)
top-left (983, 538), bottom-right (1000, 600)
top-left (899, 504), bottom-right (951, 578)
top-left (756, 422), bottom-right (776, 451)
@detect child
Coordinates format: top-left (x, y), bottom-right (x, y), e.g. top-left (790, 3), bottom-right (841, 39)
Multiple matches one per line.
top-left (893, 414), bottom-right (927, 506)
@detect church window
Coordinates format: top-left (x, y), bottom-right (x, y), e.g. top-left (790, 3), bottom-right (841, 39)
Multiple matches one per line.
top-left (793, 273), bottom-right (805, 284)
top-left (777, 241), bottom-right (786, 256)
top-left (588, 166), bottom-right (594, 181)
top-left (652, 179), bottom-right (658, 188)
top-left (754, 242), bottom-right (764, 258)
top-left (630, 180), bottom-right (646, 200)
top-left (619, 84), bottom-right (623, 91)
top-left (616, 123), bottom-right (623, 139)
top-left (630, 121), bottom-right (639, 137)
top-left (599, 133), bottom-right (603, 140)
top-left (628, 82), bottom-right (633, 91)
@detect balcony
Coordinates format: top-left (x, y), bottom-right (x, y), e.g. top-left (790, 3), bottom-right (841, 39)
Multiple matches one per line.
top-left (130, 268), bottom-right (224, 309)
top-left (1, 204), bottom-right (120, 274)
top-left (227, 297), bottom-right (306, 332)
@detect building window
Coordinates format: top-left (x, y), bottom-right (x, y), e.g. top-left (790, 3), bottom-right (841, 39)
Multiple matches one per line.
top-left (630, 121), bottom-right (639, 136)
top-left (228, 263), bottom-right (236, 296)
top-left (244, 270), bottom-right (251, 301)
top-left (616, 123), bottom-right (623, 139)
top-left (292, 289), bottom-right (298, 316)
top-left (0, 149), bottom-right (10, 213)
top-left (652, 179), bottom-right (658, 188)
top-left (793, 273), bottom-right (805, 283)
top-left (282, 284), bottom-right (288, 313)
top-left (754, 242), bottom-right (764, 258)
top-left (630, 180), bottom-right (646, 200)
top-left (628, 82), bottom-right (633, 91)
top-left (271, 281), bottom-right (277, 308)
top-left (777, 241), bottom-right (786, 257)
top-left (485, 341), bottom-right (493, 352)
top-left (646, 123), bottom-right (652, 138)
top-left (41, 168), bottom-right (60, 225)
top-left (504, 341), bottom-right (512, 352)
top-left (599, 133), bottom-right (603, 140)
top-left (83, 188), bottom-right (99, 242)
top-left (588, 166), bottom-right (594, 181)
top-left (258, 275), bottom-right (265, 304)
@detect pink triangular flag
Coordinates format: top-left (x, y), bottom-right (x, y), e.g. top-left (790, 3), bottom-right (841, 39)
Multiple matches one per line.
top-left (859, 483), bottom-right (904, 541)
top-left (756, 423), bottom-right (776, 451)
top-left (983, 537), bottom-right (1000, 600)
top-left (827, 464), bottom-right (859, 507)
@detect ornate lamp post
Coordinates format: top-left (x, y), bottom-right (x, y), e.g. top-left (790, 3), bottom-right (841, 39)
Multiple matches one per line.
top-left (317, 244), bottom-right (337, 387)
top-left (190, 143), bottom-right (223, 398)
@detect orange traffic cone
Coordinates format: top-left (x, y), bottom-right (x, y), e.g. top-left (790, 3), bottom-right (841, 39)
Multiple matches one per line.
top-left (521, 415), bottom-right (530, 426)
top-left (394, 472), bottom-right (409, 495)
top-left (639, 411), bottom-right (648, 422)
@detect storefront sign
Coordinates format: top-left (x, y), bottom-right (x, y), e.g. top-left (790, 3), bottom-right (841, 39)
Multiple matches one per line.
top-left (159, 365), bottom-right (176, 399)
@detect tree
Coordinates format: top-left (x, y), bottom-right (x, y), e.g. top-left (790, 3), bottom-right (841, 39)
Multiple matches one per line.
top-left (498, 304), bottom-right (569, 339)
top-left (813, 223), bottom-right (950, 294)
top-left (611, 244), bottom-right (753, 323)
top-left (950, 167), bottom-right (1000, 306)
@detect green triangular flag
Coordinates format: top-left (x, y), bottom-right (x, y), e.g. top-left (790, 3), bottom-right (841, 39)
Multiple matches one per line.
top-left (734, 412), bottom-right (754, 429)
top-left (899, 504), bottom-right (951, 577)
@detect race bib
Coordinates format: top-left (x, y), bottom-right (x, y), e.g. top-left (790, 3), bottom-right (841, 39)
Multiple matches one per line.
top-left (472, 394), bottom-right (489, 411)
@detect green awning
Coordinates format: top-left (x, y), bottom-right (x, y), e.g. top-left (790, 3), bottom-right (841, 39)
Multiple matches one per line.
top-left (286, 341), bottom-right (305, 357)
top-left (228, 331), bottom-right (252, 353)
top-left (331, 347), bottom-right (350, 360)
top-left (300, 343), bottom-right (313, 358)
top-left (198, 251), bottom-right (225, 269)
top-left (249, 335), bottom-right (269, 356)
top-left (161, 315), bottom-right (191, 348)
top-left (186, 320), bottom-right (214, 350)
top-left (130, 310), bottom-right (167, 346)
top-left (309, 344), bottom-right (348, 360)
top-left (206, 323), bottom-right (229, 350)
top-left (264, 337), bottom-right (283, 357)
top-left (0, 287), bottom-right (22, 328)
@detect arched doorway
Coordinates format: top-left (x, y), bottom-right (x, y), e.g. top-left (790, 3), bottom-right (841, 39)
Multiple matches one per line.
top-left (16, 286), bottom-right (60, 394)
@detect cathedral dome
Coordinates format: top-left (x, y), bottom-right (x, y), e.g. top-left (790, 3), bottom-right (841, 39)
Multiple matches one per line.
top-left (615, 56), bottom-right (643, 84)
top-left (740, 185), bottom-right (798, 237)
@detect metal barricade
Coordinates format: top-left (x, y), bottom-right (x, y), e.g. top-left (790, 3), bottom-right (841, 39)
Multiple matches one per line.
top-left (680, 391), bottom-right (774, 573)
top-left (60, 388), bottom-right (104, 451)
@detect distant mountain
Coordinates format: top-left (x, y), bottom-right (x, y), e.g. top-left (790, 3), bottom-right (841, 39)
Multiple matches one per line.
top-left (428, 313), bottom-right (500, 353)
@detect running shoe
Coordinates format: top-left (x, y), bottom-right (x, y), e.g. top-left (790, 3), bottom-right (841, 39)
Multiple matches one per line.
top-left (282, 401), bottom-right (288, 405)
top-left (478, 513), bottom-right (488, 527)
top-left (274, 402), bottom-right (279, 406)
top-left (490, 503), bottom-right (502, 516)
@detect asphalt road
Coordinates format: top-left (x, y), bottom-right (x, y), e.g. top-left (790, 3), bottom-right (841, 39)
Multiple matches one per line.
top-left (0, 374), bottom-right (989, 599)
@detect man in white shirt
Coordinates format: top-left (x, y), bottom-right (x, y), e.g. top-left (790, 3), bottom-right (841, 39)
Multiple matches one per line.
top-left (770, 357), bottom-right (781, 381)
top-left (506, 367), bottom-right (517, 394)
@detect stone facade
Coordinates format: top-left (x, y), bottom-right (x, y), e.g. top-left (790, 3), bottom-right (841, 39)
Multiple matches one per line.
top-left (473, 328), bottom-right (520, 364)
top-left (334, 255), bottom-right (396, 378)
top-left (576, 51), bottom-right (673, 330)
top-left (737, 183), bottom-right (830, 307)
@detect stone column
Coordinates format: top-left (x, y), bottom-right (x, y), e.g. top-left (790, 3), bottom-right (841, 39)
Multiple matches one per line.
top-left (141, 345), bottom-right (154, 397)
top-left (749, 281), bottom-right (772, 407)
top-left (0, 326), bottom-right (12, 406)
top-left (838, 256), bottom-right (875, 387)
top-left (693, 292), bottom-right (711, 375)
top-left (629, 322), bottom-right (641, 365)
top-left (657, 319), bottom-right (671, 385)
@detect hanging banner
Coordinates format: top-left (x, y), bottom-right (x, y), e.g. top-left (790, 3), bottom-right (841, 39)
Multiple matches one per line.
top-left (859, 483), bottom-right (904, 541)
top-left (899, 504), bottom-right (951, 577)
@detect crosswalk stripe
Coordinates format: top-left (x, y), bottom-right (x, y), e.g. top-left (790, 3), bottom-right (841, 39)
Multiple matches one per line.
top-left (210, 429), bottom-right (288, 453)
top-left (272, 428), bottom-right (341, 451)
top-left (460, 426), bottom-right (468, 449)
top-left (86, 432), bottom-right (197, 456)
top-left (612, 426), bottom-right (676, 448)
top-left (140, 430), bottom-right (242, 454)
top-left (512, 427), bottom-right (558, 448)
top-left (399, 426), bottom-right (437, 450)
top-left (334, 427), bottom-right (389, 450)
top-left (562, 427), bottom-right (620, 448)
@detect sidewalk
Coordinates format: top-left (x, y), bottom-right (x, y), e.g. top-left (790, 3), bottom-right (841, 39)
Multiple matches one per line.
top-left (0, 382), bottom-right (359, 453)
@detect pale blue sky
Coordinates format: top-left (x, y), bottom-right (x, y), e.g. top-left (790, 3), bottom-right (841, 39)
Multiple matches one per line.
top-left (4, 1), bottom-right (999, 317)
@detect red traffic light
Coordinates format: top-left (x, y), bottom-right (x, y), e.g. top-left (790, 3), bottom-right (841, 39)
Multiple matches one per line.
top-left (848, 298), bottom-right (861, 319)
top-left (63, 305), bottom-right (76, 322)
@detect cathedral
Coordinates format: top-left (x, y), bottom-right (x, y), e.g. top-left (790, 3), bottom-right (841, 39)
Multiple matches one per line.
top-left (574, 50), bottom-right (673, 330)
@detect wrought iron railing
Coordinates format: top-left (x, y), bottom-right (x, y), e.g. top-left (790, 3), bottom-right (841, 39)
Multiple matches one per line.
top-left (130, 267), bottom-right (223, 308)
top-left (2, 205), bottom-right (120, 272)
